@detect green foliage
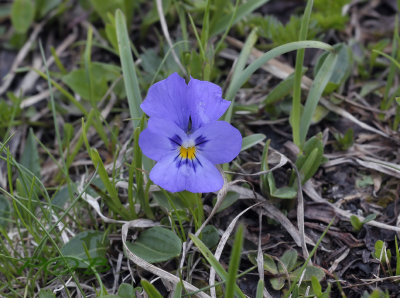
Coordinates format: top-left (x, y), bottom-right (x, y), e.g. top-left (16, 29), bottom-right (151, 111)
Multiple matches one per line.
top-left (125, 227), bottom-right (182, 263)
top-left (249, 15), bottom-right (318, 47)
top-left (0, 195), bottom-right (11, 227)
top-left (241, 134), bottom-right (266, 151)
top-left (62, 62), bottom-right (123, 102)
top-left (334, 128), bottom-right (354, 150)
top-left (312, 0), bottom-right (350, 30)
top-left (350, 214), bottom-right (376, 232)
top-left (11, 0), bottom-right (35, 34)
top-left (90, 0), bottom-right (134, 25)
top-left (60, 230), bottom-right (109, 269)
top-left (373, 240), bottom-right (392, 263)
top-left (314, 43), bottom-right (353, 94)
top-left (248, 249), bottom-right (325, 291)
top-left (294, 134), bottom-right (325, 185)
top-left (141, 280), bottom-right (163, 298)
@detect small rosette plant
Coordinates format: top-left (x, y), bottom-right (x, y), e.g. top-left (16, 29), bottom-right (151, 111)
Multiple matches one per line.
top-left (139, 73), bottom-right (242, 193)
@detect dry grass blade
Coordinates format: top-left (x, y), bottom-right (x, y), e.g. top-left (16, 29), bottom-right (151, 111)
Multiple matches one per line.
top-left (303, 180), bottom-right (400, 234)
top-left (156, 0), bottom-right (187, 76)
top-left (209, 203), bottom-right (261, 298)
top-left (229, 185), bottom-right (315, 247)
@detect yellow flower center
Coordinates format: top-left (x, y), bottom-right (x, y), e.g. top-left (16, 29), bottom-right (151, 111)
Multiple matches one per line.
top-left (179, 146), bottom-right (196, 160)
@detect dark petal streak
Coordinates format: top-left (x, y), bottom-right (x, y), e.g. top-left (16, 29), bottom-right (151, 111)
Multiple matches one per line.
top-left (169, 134), bottom-right (182, 147)
top-left (195, 135), bottom-right (208, 147)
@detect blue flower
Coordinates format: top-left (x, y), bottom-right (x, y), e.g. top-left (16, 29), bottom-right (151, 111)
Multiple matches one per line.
top-left (139, 73), bottom-right (242, 193)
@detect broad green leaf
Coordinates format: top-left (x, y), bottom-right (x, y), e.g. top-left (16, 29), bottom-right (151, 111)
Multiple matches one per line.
top-left (373, 240), bottom-right (392, 263)
top-left (241, 134), bottom-right (266, 152)
top-left (173, 281), bottom-right (183, 298)
top-left (295, 134), bottom-right (324, 184)
top-left (279, 249), bottom-right (298, 272)
top-left (270, 277), bottom-right (285, 291)
top-left (201, 225), bottom-right (220, 249)
top-left (52, 185), bottom-right (73, 208)
top-left (248, 253), bottom-right (278, 274)
top-left (115, 9), bottom-right (142, 129)
top-left (141, 280), bottom-right (163, 298)
top-left (350, 215), bottom-right (362, 232)
top-left (62, 63), bottom-right (120, 102)
top-left (90, 0), bottom-right (133, 25)
top-left (271, 186), bottom-right (298, 199)
top-left (126, 227), bottom-right (182, 263)
top-left (61, 230), bottom-right (109, 268)
top-left (311, 276), bottom-right (322, 296)
top-left (117, 283), bottom-right (136, 298)
top-left (214, 191), bottom-right (240, 213)
top-left (11, 0), bottom-right (34, 34)
top-left (290, 266), bottom-right (325, 282)
top-left (314, 43), bottom-right (352, 94)
top-left (0, 195), bottom-right (11, 226)
top-left (20, 128), bottom-right (40, 178)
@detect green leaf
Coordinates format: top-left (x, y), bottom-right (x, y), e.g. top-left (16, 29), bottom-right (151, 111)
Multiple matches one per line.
top-left (115, 9), bottom-right (142, 129)
top-left (350, 215), bottom-right (362, 232)
top-left (311, 276), bottom-right (322, 296)
top-left (51, 185), bottom-right (73, 208)
top-left (290, 266), bottom-right (325, 282)
top-left (271, 186), bottom-right (298, 199)
top-left (0, 195), bottom-right (11, 227)
top-left (61, 230), bottom-right (109, 268)
top-left (248, 253), bottom-right (278, 274)
top-left (279, 249), bottom-right (298, 272)
top-left (125, 227), bottom-right (182, 263)
top-left (241, 134), bottom-right (266, 151)
top-left (256, 279), bottom-right (264, 298)
top-left (38, 290), bottom-right (55, 298)
top-left (11, 0), bottom-right (35, 34)
top-left (295, 134), bottom-right (324, 184)
top-left (270, 277), bottom-right (285, 291)
top-left (201, 225), bottom-right (220, 249)
top-left (141, 280), bottom-right (163, 298)
top-left (214, 191), bottom-right (240, 213)
top-left (20, 128), bottom-right (40, 178)
top-left (117, 283), bottom-right (136, 298)
top-left (173, 281), bottom-right (183, 298)
top-left (62, 63), bottom-right (120, 102)
top-left (373, 240), bottom-right (392, 263)
top-left (314, 43), bottom-right (352, 94)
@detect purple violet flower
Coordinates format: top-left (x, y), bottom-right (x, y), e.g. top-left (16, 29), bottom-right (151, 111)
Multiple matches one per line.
top-left (139, 73), bottom-right (242, 193)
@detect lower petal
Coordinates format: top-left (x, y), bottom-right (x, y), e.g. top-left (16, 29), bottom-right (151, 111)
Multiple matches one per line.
top-left (185, 153), bottom-right (224, 193)
top-left (149, 152), bottom-right (223, 193)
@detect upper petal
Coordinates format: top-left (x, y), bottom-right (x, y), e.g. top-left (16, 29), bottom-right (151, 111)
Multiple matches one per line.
top-left (191, 121), bottom-right (242, 164)
top-left (141, 73), bottom-right (189, 130)
top-left (188, 78), bottom-right (230, 130)
top-left (139, 118), bottom-right (186, 162)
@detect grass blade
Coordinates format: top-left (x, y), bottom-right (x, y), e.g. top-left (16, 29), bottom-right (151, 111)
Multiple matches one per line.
top-left (189, 234), bottom-right (246, 298)
top-left (299, 51), bottom-right (337, 144)
top-left (224, 40), bottom-right (334, 103)
top-left (115, 9), bottom-right (142, 129)
top-left (225, 225), bottom-right (244, 298)
top-left (291, 0), bottom-right (314, 148)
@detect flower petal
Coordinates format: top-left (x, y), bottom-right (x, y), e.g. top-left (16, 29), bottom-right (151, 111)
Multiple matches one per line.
top-left (149, 152), bottom-right (224, 193)
top-left (185, 153), bottom-right (224, 193)
top-left (139, 118), bottom-right (186, 161)
top-left (192, 121), bottom-right (242, 164)
top-left (188, 78), bottom-right (230, 130)
top-left (141, 73), bottom-right (189, 130)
